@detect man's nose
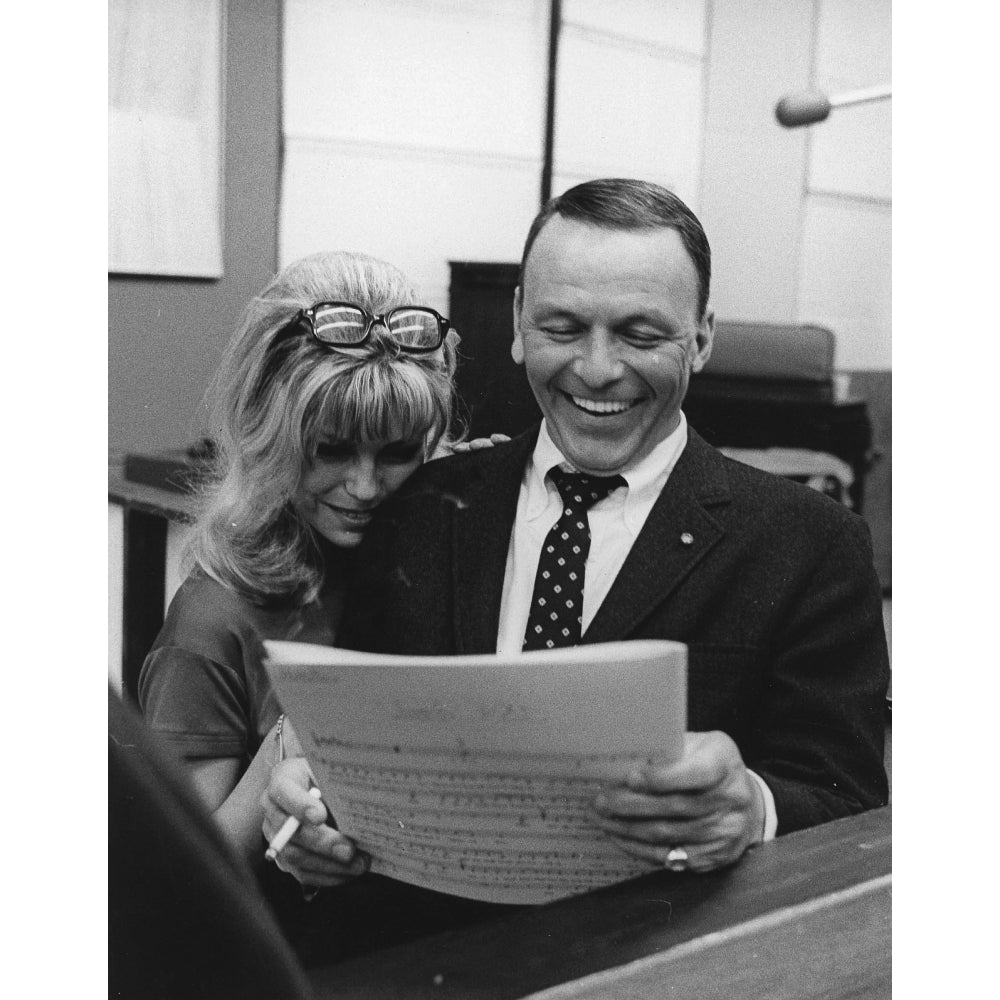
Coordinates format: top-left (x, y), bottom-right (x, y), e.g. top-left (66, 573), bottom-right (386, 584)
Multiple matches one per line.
top-left (574, 333), bottom-right (624, 386)
top-left (345, 457), bottom-right (381, 501)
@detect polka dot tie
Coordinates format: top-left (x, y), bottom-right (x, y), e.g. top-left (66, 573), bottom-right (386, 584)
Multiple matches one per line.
top-left (522, 467), bottom-right (626, 651)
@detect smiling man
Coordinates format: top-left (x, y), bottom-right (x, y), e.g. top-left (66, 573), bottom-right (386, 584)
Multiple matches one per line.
top-left (512, 214), bottom-right (712, 477)
top-left (335, 178), bottom-right (889, 884)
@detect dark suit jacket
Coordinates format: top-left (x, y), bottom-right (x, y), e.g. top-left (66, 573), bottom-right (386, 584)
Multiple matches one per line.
top-left (339, 426), bottom-right (889, 835)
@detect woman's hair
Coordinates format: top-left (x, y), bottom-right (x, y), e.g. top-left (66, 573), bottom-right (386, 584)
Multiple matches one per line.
top-left (185, 250), bottom-right (460, 605)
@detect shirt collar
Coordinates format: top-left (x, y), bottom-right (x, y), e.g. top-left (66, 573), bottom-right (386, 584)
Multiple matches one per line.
top-left (524, 413), bottom-right (689, 526)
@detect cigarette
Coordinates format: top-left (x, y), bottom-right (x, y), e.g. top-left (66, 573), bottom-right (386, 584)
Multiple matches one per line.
top-left (265, 785), bottom-right (323, 861)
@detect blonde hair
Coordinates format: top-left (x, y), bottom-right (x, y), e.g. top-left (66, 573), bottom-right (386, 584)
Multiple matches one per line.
top-left (185, 251), bottom-right (460, 604)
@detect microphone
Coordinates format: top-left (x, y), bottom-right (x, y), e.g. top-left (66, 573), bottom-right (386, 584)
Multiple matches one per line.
top-left (775, 84), bottom-right (891, 128)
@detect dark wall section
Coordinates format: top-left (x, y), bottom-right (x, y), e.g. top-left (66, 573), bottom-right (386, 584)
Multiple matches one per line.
top-left (108, 1), bottom-right (281, 458)
top-left (846, 370), bottom-right (891, 591)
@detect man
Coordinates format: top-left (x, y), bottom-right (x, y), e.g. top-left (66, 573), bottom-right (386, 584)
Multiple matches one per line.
top-left (274, 179), bottom-right (888, 888)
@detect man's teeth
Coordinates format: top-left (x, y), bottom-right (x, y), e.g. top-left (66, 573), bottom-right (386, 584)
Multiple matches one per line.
top-left (570, 395), bottom-right (633, 415)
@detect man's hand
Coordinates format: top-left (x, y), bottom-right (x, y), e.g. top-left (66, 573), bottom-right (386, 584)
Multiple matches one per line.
top-left (447, 433), bottom-right (512, 453)
top-left (261, 757), bottom-right (369, 888)
top-left (591, 731), bottom-right (765, 873)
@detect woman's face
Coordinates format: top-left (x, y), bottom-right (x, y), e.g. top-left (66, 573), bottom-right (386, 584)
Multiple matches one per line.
top-left (293, 430), bottom-right (427, 548)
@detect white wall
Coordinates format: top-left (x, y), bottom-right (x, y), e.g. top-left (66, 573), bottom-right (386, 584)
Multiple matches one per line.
top-left (554, 0), bottom-right (708, 205)
top-left (701, 0), bottom-right (890, 371)
top-left (280, 0), bottom-right (712, 311)
top-left (699, 0), bottom-right (814, 327)
top-left (281, 0), bottom-right (550, 313)
top-left (799, 0), bottom-right (891, 370)
top-left (280, 0), bottom-right (890, 370)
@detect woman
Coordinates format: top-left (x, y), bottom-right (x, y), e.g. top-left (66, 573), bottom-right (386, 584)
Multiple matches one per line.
top-left (139, 250), bottom-right (463, 875)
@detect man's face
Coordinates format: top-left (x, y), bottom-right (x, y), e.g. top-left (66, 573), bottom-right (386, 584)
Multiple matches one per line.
top-left (512, 216), bottom-right (714, 476)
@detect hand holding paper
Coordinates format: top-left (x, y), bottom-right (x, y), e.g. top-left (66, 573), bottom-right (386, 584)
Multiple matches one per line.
top-left (591, 731), bottom-right (765, 873)
top-left (261, 757), bottom-right (369, 887)
top-left (263, 639), bottom-right (688, 904)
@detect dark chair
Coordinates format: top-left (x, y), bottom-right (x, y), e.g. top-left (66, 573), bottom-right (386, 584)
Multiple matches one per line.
top-left (109, 689), bottom-right (315, 1000)
top-left (685, 321), bottom-right (874, 511)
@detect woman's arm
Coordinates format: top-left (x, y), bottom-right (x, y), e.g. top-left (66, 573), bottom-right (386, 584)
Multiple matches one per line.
top-left (140, 579), bottom-right (366, 881)
top-left (187, 728), bottom-right (282, 865)
top-left (188, 721), bottom-right (367, 887)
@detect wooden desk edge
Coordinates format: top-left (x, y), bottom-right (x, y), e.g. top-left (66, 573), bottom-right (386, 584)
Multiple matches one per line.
top-left (308, 807), bottom-right (891, 1000)
top-left (523, 873), bottom-right (891, 1000)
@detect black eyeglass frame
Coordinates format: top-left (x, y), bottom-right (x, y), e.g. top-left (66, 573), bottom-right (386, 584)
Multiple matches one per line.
top-left (290, 301), bottom-right (452, 354)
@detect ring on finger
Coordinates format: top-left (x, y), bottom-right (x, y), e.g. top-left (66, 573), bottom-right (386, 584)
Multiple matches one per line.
top-left (665, 846), bottom-right (689, 872)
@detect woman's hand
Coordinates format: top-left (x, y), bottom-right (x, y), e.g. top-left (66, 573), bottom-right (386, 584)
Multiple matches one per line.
top-left (261, 757), bottom-right (369, 888)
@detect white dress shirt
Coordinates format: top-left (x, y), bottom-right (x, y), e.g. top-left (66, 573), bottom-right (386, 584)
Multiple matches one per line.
top-left (495, 412), bottom-right (777, 841)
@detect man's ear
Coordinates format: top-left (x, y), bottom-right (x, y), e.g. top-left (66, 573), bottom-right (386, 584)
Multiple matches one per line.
top-left (511, 286), bottom-right (525, 365)
top-left (690, 307), bottom-right (715, 374)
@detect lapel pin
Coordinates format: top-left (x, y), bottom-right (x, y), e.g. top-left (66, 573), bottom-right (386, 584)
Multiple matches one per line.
top-left (680, 532), bottom-right (694, 546)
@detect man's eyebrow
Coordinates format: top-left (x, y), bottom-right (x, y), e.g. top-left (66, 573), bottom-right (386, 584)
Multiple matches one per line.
top-left (615, 311), bottom-right (679, 330)
top-left (530, 305), bottom-right (580, 319)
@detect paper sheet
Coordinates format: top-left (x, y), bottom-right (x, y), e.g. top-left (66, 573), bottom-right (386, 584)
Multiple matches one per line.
top-left (264, 639), bottom-right (686, 904)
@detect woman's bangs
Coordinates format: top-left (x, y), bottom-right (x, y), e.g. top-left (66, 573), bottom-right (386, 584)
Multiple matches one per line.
top-left (312, 362), bottom-right (441, 446)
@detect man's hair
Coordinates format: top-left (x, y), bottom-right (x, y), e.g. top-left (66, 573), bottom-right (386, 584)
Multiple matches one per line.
top-left (185, 250), bottom-right (460, 605)
top-left (518, 178), bottom-right (712, 320)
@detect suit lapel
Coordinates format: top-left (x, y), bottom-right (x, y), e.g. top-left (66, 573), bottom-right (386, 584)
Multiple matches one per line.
top-left (583, 430), bottom-right (732, 644)
top-left (452, 429), bottom-right (539, 654)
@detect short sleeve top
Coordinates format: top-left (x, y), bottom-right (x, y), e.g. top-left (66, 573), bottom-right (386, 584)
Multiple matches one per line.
top-left (138, 572), bottom-right (344, 765)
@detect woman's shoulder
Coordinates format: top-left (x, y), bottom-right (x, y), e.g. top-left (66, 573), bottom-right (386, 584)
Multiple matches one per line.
top-left (139, 572), bottom-right (283, 748)
top-left (154, 572), bottom-right (269, 658)
top-left (169, 571), bottom-right (259, 621)
top-left (155, 571), bottom-right (324, 658)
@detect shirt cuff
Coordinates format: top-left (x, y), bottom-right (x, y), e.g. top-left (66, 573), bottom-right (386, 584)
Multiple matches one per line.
top-left (747, 769), bottom-right (778, 842)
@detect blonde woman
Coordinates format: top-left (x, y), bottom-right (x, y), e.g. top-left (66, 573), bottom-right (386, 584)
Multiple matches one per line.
top-left (139, 251), bottom-right (464, 874)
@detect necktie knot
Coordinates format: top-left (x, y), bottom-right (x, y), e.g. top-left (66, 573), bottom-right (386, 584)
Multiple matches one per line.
top-left (548, 468), bottom-right (625, 512)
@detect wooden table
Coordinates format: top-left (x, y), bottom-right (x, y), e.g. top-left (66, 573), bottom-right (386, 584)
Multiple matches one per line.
top-left (307, 807), bottom-right (891, 1000)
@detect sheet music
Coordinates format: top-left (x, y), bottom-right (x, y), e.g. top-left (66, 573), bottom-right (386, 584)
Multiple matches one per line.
top-left (264, 639), bottom-right (686, 904)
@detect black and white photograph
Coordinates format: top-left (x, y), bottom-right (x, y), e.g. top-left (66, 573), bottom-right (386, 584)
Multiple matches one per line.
top-left (105, 1), bottom-right (913, 996)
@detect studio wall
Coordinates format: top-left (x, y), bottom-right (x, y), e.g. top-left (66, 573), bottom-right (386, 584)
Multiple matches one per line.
top-left (279, 0), bottom-right (711, 312)
top-left (109, 0), bottom-right (892, 450)
top-left (108, 1), bottom-right (890, 588)
top-left (108, 0), bottom-right (281, 458)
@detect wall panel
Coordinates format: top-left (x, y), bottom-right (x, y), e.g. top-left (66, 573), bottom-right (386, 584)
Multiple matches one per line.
top-left (699, 0), bottom-right (814, 323)
top-left (281, 0), bottom-right (710, 298)
top-left (795, 0), bottom-right (891, 369)
top-left (563, 0), bottom-right (706, 53)
top-left (554, 30), bottom-right (704, 204)
top-left (281, 0), bottom-right (550, 301)
top-left (108, 0), bottom-right (224, 277)
top-left (108, 0), bottom-right (281, 456)
top-left (808, 0), bottom-right (891, 200)
top-left (797, 197), bottom-right (891, 370)
top-left (281, 140), bottom-right (541, 311)
top-left (284, 0), bottom-right (548, 156)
